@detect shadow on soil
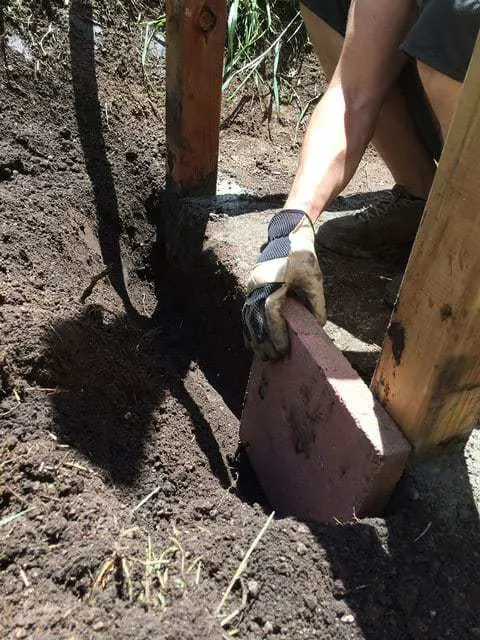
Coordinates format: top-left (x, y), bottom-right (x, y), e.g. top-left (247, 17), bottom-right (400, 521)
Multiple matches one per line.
top-left (310, 448), bottom-right (480, 638)
top-left (37, 305), bottom-right (233, 489)
top-left (33, 0), bottom-right (258, 499)
top-left (69, 0), bottom-right (137, 316)
top-left (153, 188), bottom-right (412, 415)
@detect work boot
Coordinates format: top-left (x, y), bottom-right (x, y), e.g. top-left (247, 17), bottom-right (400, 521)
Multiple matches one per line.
top-left (317, 185), bottom-right (426, 258)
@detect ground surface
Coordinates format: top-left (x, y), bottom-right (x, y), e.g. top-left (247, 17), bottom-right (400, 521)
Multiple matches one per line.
top-left (1, 2), bottom-right (480, 639)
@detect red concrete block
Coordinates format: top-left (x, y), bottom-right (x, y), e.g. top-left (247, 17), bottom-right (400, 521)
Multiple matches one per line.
top-left (240, 298), bottom-right (411, 523)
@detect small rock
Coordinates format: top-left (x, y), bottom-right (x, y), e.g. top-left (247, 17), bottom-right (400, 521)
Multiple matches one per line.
top-left (263, 621), bottom-right (273, 633)
top-left (233, 544), bottom-right (244, 560)
top-left (303, 594), bottom-right (316, 611)
top-left (163, 481), bottom-right (175, 496)
top-left (44, 515), bottom-right (68, 543)
top-left (296, 541), bottom-right (307, 555)
top-left (92, 621), bottom-right (104, 631)
top-left (332, 599), bottom-right (349, 618)
top-left (332, 578), bottom-right (346, 598)
top-left (5, 435), bottom-right (18, 450)
top-left (195, 500), bottom-right (213, 515)
top-left (341, 614), bottom-right (354, 624)
top-left (58, 476), bottom-right (84, 497)
top-left (247, 579), bottom-right (259, 597)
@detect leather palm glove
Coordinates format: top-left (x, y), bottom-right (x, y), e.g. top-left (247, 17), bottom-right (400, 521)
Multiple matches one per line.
top-left (242, 209), bottom-right (327, 360)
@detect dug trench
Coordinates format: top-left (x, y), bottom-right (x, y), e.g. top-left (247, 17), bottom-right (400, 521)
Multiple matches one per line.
top-left (1, 1), bottom-right (480, 639)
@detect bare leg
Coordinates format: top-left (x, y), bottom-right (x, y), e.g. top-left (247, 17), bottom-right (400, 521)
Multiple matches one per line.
top-left (383, 64), bottom-right (462, 305)
top-left (417, 61), bottom-right (462, 142)
top-left (300, 4), bottom-right (436, 200)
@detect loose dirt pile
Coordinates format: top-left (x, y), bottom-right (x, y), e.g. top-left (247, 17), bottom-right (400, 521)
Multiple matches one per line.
top-left (1, 2), bottom-right (479, 639)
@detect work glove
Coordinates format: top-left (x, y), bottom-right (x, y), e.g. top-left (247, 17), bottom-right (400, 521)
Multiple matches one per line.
top-left (242, 209), bottom-right (327, 360)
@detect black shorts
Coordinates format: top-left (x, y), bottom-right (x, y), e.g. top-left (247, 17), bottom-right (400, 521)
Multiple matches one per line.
top-left (301, 0), bottom-right (480, 160)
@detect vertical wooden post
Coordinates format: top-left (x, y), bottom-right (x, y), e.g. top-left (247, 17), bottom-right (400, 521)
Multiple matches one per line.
top-left (371, 35), bottom-right (480, 450)
top-left (166, 0), bottom-right (226, 197)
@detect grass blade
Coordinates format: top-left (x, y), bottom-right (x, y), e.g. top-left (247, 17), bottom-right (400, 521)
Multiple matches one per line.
top-left (215, 511), bottom-right (275, 616)
top-left (227, 0), bottom-right (240, 56)
top-left (272, 38), bottom-right (281, 110)
top-left (0, 509), bottom-right (31, 527)
top-left (223, 12), bottom-right (300, 93)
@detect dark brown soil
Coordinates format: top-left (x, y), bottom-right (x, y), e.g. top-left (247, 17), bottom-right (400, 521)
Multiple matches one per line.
top-left (1, 2), bottom-right (479, 639)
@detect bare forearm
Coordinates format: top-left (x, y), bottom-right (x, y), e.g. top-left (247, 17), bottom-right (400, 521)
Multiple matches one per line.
top-left (285, 85), bottom-right (376, 221)
top-left (285, 0), bottom-right (416, 222)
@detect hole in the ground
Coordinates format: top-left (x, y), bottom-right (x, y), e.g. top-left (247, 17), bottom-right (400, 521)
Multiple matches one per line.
top-left (137, 190), bottom-right (271, 509)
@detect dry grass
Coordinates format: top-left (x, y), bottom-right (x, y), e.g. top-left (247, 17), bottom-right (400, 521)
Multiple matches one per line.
top-left (90, 529), bottom-right (203, 611)
top-left (215, 511), bottom-right (275, 634)
top-left (88, 512), bottom-right (275, 636)
top-left (1, 0), bottom-right (162, 78)
top-left (2, 0), bottom-right (60, 76)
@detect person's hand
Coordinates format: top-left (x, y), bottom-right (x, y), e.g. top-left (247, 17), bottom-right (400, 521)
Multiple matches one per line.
top-left (242, 209), bottom-right (327, 360)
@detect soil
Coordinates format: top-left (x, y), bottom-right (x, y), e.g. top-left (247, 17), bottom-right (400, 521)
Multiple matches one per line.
top-left (1, 2), bottom-right (479, 639)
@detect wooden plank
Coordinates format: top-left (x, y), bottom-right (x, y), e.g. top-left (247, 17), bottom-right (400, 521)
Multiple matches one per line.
top-left (371, 34), bottom-right (480, 450)
top-left (166, 0), bottom-right (227, 196)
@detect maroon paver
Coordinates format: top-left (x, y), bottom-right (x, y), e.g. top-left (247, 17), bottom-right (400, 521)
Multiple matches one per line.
top-left (240, 298), bottom-right (411, 523)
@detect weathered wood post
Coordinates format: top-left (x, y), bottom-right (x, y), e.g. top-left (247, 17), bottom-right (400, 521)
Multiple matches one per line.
top-left (165, 0), bottom-right (227, 196)
top-left (371, 34), bottom-right (480, 451)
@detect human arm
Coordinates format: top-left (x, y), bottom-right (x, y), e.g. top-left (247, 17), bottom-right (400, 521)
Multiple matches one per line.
top-left (285, 0), bottom-right (417, 221)
top-left (242, 0), bottom-right (418, 359)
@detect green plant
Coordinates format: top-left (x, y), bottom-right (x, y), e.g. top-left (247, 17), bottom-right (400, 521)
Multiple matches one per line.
top-left (223, 0), bottom-right (306, 109)
top-left (141, 15), bottom-right (166, 72)
top-left (140, 1), bottom-right (308, 110)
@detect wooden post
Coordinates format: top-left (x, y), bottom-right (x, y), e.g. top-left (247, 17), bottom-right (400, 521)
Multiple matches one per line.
top-left (166, 0), bottom-right (227, 197)
top-left (371, 34), bottom-right (480, 450)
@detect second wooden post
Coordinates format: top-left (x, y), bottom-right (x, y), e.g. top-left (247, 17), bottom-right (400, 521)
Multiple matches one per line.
top-left (372, 35), bottom-right (480, 451)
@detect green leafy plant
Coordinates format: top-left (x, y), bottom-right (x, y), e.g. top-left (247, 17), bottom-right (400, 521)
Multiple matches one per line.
top-left (141, 1), bottom-right (308, 110)
top-left (141, 15), bottom-right (166, 72)
top-left (223, 0), bottom-right (306, 109)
